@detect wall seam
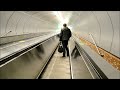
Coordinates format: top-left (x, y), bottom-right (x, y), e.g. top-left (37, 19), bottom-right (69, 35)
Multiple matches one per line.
top-left (119, 11), bottom-right (120, 57)
top-left (106, 11), bottom-right (115, 52)
top-left (5, 11), bottom-right (15, 36)
top-left (91, 11), bottom-right (101, 46)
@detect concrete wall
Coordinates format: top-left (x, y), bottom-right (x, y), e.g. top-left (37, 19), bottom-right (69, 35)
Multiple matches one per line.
top-left (0, 11), bottom-right (59, 44)
top-left (68, 11), bottom-right (120, 58)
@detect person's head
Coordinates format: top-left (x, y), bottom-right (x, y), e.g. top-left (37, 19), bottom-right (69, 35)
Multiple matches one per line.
top-left (63, 23), bottom-right (67, 27)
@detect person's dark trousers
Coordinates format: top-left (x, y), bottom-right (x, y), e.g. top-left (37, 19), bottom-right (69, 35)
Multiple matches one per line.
top-left (62, 40), bottom-right (69, 57)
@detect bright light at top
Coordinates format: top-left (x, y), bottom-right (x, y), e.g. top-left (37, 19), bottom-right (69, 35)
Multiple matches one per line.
top-left (68, 26), bottom-right (73, 32)
top-left (68, 26), bottom-right (72, 30)
top-left (53, 11), bottom-right (64, 23)
top-left (52, 11), bottom-right (65, 31)
top-left (52, 11), bottom-right (69, 24)
top-left (52, 11), bottom-right (73, 32)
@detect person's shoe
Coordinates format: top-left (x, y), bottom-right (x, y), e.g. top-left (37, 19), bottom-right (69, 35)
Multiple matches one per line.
top-left (62, 56), bottom-right (65, 57)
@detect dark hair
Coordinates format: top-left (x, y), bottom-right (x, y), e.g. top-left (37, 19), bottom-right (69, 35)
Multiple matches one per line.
top-left (63, 23), bottom-right (67, 27)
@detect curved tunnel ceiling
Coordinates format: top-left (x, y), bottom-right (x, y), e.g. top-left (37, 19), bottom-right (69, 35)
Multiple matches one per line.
top-left (0, 11), bottom-right (120, 58)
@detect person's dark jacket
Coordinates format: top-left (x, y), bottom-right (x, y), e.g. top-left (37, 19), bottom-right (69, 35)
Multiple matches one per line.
top-left (59, 27), bottom-right (72, 41)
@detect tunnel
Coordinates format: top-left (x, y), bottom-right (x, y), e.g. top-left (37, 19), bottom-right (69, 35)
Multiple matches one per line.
top-left (0, 11), bottom-right (120, 79)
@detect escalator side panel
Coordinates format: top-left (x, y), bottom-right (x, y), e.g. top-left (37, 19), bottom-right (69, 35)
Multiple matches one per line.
top-left (0, 36), bottom-right (59, 79)
top-left (69, 40), bottom-right (93, 79)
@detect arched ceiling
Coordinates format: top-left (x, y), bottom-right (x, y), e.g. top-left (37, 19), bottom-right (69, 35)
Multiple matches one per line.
top-left (0, 11), bottom-right (120, 57)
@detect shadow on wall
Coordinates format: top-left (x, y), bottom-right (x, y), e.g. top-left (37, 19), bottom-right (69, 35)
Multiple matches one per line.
top-left (71, 46), bottom-right (80, 59)
top-left (36, 45), bottom-right (45, 59)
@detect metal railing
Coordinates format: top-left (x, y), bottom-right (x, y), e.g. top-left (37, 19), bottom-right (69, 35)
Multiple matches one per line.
top-left (0, 31), bottom-right (12, 37)
top-left (89, 33), bottom-right (103, 57)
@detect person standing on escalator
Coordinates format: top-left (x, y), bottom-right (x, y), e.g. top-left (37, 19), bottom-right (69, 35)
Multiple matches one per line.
top-left (59, 23), bottom-right (72, 57)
